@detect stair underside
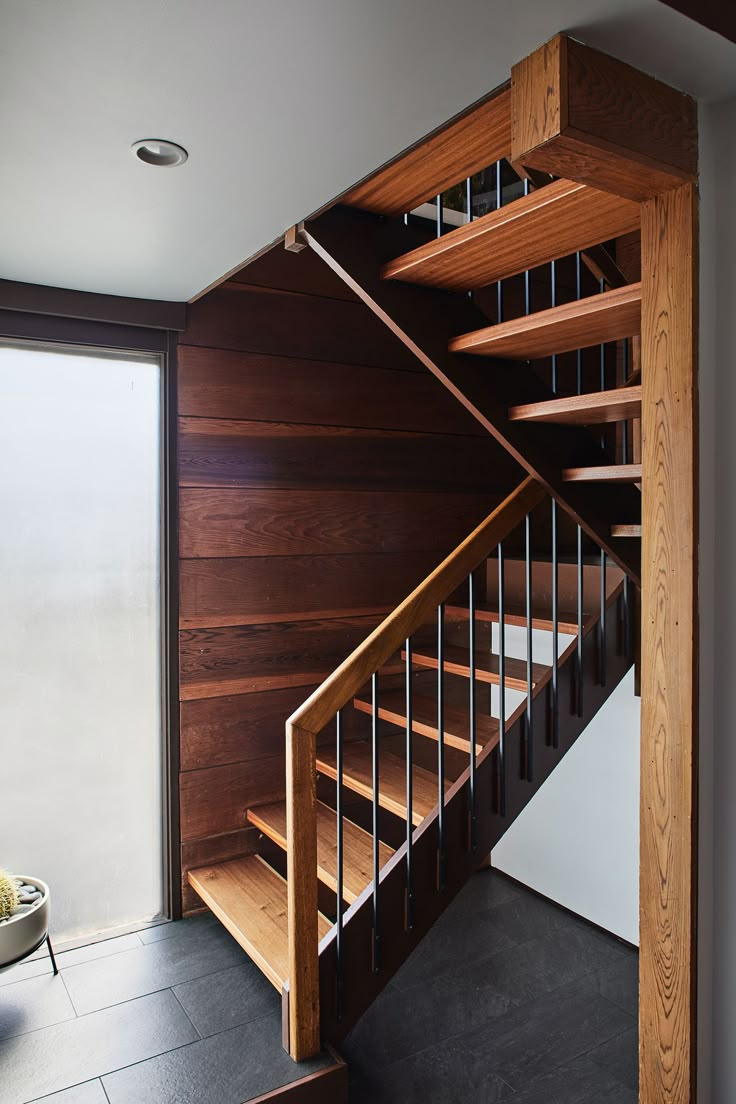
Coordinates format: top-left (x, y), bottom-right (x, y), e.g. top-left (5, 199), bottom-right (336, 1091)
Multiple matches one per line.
top-left (188, 856), bottom-right (330, 991)
top-left (563, 464), bottom-right (642, 484)
top-left (380, 179), bottom-right (641, 290)
top-left (406, 642), bottom-right (549, 689)
top-left (247, 800), bottom-right (393, 904)
top-left (450, 282), bottom-right (642, 359)
top-left (316, 743), bottom-right (447, 826)
top-left (509, 386), bottom-right (642, 426)
top-left (353, 689), bottom-right (499, 754)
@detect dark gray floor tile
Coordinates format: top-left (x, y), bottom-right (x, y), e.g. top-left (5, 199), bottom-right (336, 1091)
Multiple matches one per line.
top-left (440, 869), bottom-right (522, 921)
top-left (508, 1054), bottom-right (638, 1103)
top-left (349, 1038), bottom-right (515, 1103)
top-left (480, 886), bottom-right (601, 946)
top-left (342, 963), bottom-right (513, 1074)
top-left (575, 955), bottom-right (639, 1017)
top-left (456, 985), bottom-right (633, 1091)
top-left (102, 1013), bottom-right (331, 1104)
top-left (0, 973), bottom-right (76, 1040)
top-left (173, 962), bottom-right (277, 1036)
top-left (583, 1026), bottom-right (638, 1091)
top-left (0, 934), bottom-right (144, 988)
top-left (0, 989), bottom-right (197, 1104)
top-left (62, 919), bottom-right (246, 1014)
top-left (138, 913), bottom-right (217, 945)
top-left (392, 903), bottom-right (518, 990)
top-left (29, 1081), bottom-right (108, 1104)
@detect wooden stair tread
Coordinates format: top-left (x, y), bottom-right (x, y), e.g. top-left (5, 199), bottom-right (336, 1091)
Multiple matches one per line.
top-left (406, 642), bottom-right (549, 690)
top-left (316, 743), bottom-right (446, 827)
top-left (563, 464), bottom-right (642, 483)
top-left (188, 856), bottom-right (330, 991)
top-left (445, 601), bottom-right (583, 635)
top-left (247, 801), bottom-right (393, 905)
top-left (611, 523), bottom-right (642, 537)
top-left (508, 386), bottom-right (641, 426)
top-left (381, 179), bottom-right (640, 291)
top-left (353, 690), bottom-right (499, 754)
top-left (450, 283), bottom-right (642, 359)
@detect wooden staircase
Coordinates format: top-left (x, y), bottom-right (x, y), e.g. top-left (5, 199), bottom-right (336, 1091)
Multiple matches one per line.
top-left (186, 41), bottom-right (655, 1069)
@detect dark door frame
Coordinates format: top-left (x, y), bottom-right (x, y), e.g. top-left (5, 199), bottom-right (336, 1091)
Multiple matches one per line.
top-left (0, 307), bottom-right (183, 919)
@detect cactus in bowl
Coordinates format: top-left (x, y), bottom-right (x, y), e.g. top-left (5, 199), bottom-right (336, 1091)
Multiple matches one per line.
top-left (0, 872), bottom-right (20, 920)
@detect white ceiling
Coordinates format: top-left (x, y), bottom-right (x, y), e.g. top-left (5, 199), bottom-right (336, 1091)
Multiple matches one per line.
top-left (2, 0), bottom-right (735, 303)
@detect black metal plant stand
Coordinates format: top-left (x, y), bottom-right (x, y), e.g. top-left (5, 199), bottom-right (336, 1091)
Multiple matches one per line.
top-left (1, 931), bottom-right (58, 975)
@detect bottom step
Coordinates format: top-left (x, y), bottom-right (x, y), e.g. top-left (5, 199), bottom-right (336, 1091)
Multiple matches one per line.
top-left (188, 855), bottom-right (331, 991)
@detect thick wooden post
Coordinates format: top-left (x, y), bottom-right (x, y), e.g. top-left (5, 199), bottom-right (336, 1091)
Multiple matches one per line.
top-left (640, 183), bottom-right (699, 1102)
top-left (285, 721), bottom-right (320, 1060)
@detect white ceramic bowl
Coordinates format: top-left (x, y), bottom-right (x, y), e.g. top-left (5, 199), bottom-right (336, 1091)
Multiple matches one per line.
top-left (0, 876), bottom-right (50, 968)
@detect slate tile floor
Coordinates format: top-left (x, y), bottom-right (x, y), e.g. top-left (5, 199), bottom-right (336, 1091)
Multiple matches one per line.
top-left (344, 869), bottom-right (638, 1103)
top-left (0, 869), bottom-right (637, 1104)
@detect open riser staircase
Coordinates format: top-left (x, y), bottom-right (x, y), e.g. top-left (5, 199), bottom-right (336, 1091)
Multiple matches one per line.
top-left (189, 62), bottom-right (648, 1063)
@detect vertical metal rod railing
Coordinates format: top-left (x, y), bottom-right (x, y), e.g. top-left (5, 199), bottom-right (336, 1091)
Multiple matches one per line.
top-left (436, 192), bottom-right (443, 238)
top-left (468, 570), bottom-right (477, 851)
top-left (437, 603), bottom-right (446, 888)
top-left (621, 337), bottom-right (631, 659)
top-left (497, 542), bottom-right (507, 816)
top-left (335, 708), bottom-right (344, 1021)
top-left (525, 514), bottom-right (534, 781)
top-left (405, 637), bottom-right (414, 931)
top-left (550, 258), bottom-right (559, 748)
top-left (496, 161), bottom-right (504, 323)
top-left (598, 277), bottom-right (608, 686)
top-left (371, 672), bottom-right (380, 971)
top-left (577, 526), bottom-right (584, 717)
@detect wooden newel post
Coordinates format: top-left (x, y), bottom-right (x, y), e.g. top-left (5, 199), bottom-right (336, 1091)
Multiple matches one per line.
top-left (285, 720), bottom-right (321, 1061)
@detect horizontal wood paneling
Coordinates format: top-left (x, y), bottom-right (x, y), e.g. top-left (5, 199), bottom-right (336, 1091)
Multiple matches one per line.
top-left (229, 245), bottom-right (357, 301)
top-left (179, 488), bottom-right (496, 559)
top-left (177, 347), bottom-right (488, 434)
top-left (180, 614), bottom-right (387, 699)
top-left (178, 419), bottom-right (513, 492)
top-left (180, 552), bottom-right (441, 628)
top-left (180, 758), bottom-right (287, 841)
top-left (181, 828), bottom-right (259, 913)
top-left (184, 285), bottom-right (423, 371)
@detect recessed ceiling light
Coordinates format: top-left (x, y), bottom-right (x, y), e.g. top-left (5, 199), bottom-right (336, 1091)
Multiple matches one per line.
top-left (131, 139), bottom-right (188, 168)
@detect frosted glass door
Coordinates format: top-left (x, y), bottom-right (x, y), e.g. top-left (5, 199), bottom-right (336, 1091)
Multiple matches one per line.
top-left (0, 342), bottom-right (164, 943)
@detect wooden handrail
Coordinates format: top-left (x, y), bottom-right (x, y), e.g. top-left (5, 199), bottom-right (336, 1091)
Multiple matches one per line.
top-left (284, 475), bottom-right (544, 1059)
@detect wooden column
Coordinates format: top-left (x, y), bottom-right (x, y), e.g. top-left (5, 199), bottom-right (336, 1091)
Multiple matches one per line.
top-left (640, 183), bottom-right (699, 1102)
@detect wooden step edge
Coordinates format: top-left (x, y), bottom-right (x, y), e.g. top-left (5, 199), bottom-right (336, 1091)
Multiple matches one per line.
top-left (188, 856), bottom-right (332, 992)
top-left (404, 646), bottom-right (549, 691)
top-left (352, 693), bottom-right (492, 753)
top-left (444, 603), bottom-right (584, 635)
top-left (508, 386), bottom-right (642, 426)
top-left (449, 282), bottom-right (642, 360)
top-left (315, 750), bottom-right (433, 827)
top-left (611, 523), bottom-right (642, 538)
top-left (562, 463), bottom-right (642, 483)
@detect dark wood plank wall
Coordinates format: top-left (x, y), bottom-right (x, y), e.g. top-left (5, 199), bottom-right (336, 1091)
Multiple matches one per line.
top-left (177, 245), bottom-right (521, 911)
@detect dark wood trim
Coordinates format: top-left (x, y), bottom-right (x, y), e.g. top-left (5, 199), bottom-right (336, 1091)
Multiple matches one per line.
top-left (163, 332), bottom-right (182, 919)
top-left (658, 0), bottom-right (736, 45)
top-left (0, 309), bottom-right (171, 353)
top-left (0, 278), bottom-right (187, 331)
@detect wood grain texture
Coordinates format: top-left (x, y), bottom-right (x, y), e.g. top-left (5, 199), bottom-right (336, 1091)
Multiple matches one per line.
top-left (381, 179), bottom-right (640, 290)
top-left (611, 523), bottom-right (641, 538)
top-left (181, 828), bottom-right (259, 914)
top-left (353, 690), bottom-right (499, 754)
top-left (639, 182), bottom-right (698, 1104)
top-left (184, 284), bottom-right (422, 371)
top-left (178, 417), bottom-right (517, 493)
top-left (177, 346), bottom-right (486, 435)
top-left (179, 487), bottom-right (496, 559)
top-left (510, 386), bottom-right (641, 426)
top-left (450, 282), bottom-right (641, 360)
top-left (180, 757), bottom-right (288, 841)
top-left (407, 642), bottom-right (549, 690)
top-left (316, 743), bottom-right (447, 826)
top-left (248, 800), bottom-right (393, 905)
top-left (511, 35), bottom-right (697, 201)
top-left (344, 87), bottom-right (510, 217)
top-left (563, 463), bottom-right (642, 483)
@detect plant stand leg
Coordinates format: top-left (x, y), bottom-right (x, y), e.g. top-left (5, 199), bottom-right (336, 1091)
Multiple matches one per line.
top-left (46, 935), bottom-right (58, 975)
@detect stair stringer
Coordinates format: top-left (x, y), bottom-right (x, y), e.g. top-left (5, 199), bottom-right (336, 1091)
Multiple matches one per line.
top-left (302, 205), bottom-right (641, 585)
top-left (314, 583), bottom-right (632, 1044)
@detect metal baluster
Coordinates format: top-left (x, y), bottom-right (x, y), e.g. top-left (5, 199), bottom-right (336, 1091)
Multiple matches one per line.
top-left (598, 278), bottom-right (608, 686)
top-left (468, 571), bottom-right (477, 851)
top-left (336, 709), bottom-right (344, 1021)
top-left (371, 672), bottom-right (380, 972)
top-left (621, 338), bottom-right (631, 660)
top-left (551, 498), bottom-right (559, 749)
top-left (466, 176), bottom-right (473, 301)
top-left (577, 526), bottom-right (584, 717)
top-left (436, 192), bottom-right (443, 238)
top-left (575, 253), bottom-right (583, 394)
top-left (524, 180), bottom-right (531, 318)
top-left (497, 542), bottom-right (507, 816)
top-left (525, 514), bottom-right (534, 781)
top-left (405, 637), bottom-right (414, 931)
top-left (496, 161), bottom-right (504, 323)
top-left (550, 259), bottom-right (558, 394)
top-left (437, 603), bottom-right (446, 888)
